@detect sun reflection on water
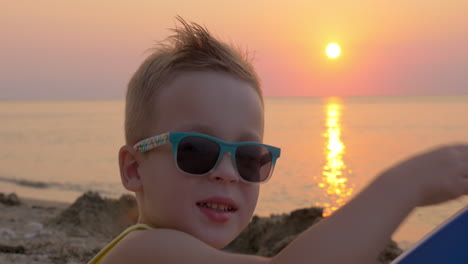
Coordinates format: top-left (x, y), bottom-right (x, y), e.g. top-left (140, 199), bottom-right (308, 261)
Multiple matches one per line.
top-left (315, 97), bottom-right (355, 217)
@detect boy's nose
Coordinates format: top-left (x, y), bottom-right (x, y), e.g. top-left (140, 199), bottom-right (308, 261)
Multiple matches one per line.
top-left (208, 152), bottom-right (239, 183)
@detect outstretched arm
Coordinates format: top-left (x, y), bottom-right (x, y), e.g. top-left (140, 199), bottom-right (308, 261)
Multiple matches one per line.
top-left (272, 169), bottom-right (415, 264)
top-left (104, 145), bottom-right (468, 264)
top-left (272, 144), bottom-right (468, 264)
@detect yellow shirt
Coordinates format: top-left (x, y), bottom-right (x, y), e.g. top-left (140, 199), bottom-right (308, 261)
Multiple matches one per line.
top-left (88, 223), bottom-right (153, 264)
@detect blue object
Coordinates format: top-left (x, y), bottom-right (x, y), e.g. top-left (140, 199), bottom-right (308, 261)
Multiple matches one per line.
top-left (392, 207), bottom-right (468, 264)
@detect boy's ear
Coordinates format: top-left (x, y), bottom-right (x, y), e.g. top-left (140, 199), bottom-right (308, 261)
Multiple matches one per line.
top-left (118, 145), bottom-right (143, 192)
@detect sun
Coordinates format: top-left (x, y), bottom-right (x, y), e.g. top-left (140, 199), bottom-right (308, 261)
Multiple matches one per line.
top-left (326, 43), bottom-right (341, 59)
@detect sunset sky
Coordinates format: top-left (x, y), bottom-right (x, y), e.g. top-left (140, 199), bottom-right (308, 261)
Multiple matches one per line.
top-left (1, 0), bottom-right (467, 100)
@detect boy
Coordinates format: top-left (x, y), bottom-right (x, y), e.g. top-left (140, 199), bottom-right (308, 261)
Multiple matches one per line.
top-left (89, 17), bottom-right (468, 263)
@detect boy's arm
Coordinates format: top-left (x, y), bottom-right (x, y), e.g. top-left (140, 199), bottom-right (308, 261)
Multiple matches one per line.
top-left (271, 170), bottom-right (415, 264)
top-left (271, 144), bottom-right (468, 264)
top-left (101, 228), bottom-right (270, 264)
top-left (104, 145), bottom-right (468, 264)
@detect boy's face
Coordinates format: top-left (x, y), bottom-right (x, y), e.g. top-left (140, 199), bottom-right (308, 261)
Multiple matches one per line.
top-left (137, 71), bottom-right (264, 248)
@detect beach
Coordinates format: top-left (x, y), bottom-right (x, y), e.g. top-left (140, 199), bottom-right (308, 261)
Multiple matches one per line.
top-left (0, 193), bottom-right (104, 263)
top-left (0, 192), bottom-right (140, 263)
top-left (0, 191), bottom-right (402, 263)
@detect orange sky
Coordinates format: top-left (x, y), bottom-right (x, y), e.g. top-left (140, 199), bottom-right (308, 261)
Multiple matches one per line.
top-left (1, 0), bottom-right (468, 99)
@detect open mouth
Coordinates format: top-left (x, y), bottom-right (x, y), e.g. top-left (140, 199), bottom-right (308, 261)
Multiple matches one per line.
top-left (196, 198), bottom-right (238, 223)
top-left (196, 202), bottom-right (237, 212)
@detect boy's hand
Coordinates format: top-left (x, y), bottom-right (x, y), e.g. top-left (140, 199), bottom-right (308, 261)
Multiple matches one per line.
top-left (381, 144), bottom-right (468, 207)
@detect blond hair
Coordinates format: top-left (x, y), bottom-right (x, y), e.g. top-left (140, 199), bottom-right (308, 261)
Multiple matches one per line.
top-left (125, 16), bottom-right (262, 145)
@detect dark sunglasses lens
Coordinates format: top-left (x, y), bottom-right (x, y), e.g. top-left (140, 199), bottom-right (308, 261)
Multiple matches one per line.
top-left (177, 136), bottom-right (220, 174)
top-left (236, 145), bottom-right (273, 183)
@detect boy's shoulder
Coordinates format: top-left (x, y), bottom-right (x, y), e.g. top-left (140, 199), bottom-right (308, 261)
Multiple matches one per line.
top-left (101, 228), bottom-right (196, 263)
top-left (101, 228), bottom-right (269, 264)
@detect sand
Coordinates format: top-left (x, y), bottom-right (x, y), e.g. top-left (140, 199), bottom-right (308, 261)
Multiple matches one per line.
top-left (0, 192), bottom-right (402, 263)
top-left (0, 192), bottom-right (124, 263)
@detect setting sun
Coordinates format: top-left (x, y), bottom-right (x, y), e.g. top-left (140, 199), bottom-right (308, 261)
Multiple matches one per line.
top-left (326, 43), bottom-right (341, 59)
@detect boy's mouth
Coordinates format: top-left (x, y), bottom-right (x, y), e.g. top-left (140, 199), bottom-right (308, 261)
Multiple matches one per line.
top-left (196, 202), bottom-right (236, 212)
top-left (196, 197), bottom-right (239, 223)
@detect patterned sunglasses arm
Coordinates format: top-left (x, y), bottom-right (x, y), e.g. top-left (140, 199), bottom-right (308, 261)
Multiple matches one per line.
top-left (133, 133), bottom-right (170, 152)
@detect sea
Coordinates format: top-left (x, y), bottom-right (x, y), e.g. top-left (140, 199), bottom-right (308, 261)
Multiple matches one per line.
top-left (1, 95), bottom-right (467, 249)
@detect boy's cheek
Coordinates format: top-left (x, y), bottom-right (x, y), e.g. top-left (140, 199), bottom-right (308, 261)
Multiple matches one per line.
top-left (245, 185), bottom-right (260, 209)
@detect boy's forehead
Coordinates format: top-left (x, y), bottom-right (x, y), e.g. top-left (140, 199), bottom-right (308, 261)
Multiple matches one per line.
top-left (155, 71), bottom-right (263, 108)
top-left (151, 71), bottom-right (264, 140)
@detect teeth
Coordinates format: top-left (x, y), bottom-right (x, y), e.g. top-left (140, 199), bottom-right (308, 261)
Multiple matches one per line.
top-left (198, 202), bottom-right (234, 212)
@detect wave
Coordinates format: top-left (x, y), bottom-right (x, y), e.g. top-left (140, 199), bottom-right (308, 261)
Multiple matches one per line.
top-left (0, 176), bottom-right (117, 196)
top-left (0, 176), bottom-right (49, 188)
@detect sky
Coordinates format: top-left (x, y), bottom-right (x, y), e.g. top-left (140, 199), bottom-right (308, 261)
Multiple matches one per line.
top-left (1, 0), bottom-right (467, 100)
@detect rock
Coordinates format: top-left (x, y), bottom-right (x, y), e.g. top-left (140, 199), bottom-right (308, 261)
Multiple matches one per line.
top-left (0, 228), bottom-right (17, 240)
top-left (48, 191), bottom-right (138, 238)
top-left (224, 206), bottom-right (402, 263)
top-left (0, 193), bottom-right (21, 206)
top-left (378, 240), bottom-right (404, 264)
top-left (0, 244), bottom-right (26, 254)
top-left (23, 222), bottom-right (44, 239)
top-left (224, 207), bottom-right (323, 256)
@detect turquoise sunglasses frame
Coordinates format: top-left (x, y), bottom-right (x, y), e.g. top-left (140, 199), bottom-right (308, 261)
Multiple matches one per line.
top-left (133, 132), bottom-right (281, 184)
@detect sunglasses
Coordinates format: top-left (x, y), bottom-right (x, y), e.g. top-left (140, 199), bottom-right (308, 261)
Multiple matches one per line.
top-left (133, 132), bottom-right (281, 184)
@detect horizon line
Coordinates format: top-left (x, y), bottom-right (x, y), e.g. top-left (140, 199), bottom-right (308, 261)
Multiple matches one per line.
top-left (1, 93), bottom-right (468, 103)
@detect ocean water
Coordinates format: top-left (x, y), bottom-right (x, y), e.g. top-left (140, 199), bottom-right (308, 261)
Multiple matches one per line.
top-left (1, 96), bottom-right (467, 248)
